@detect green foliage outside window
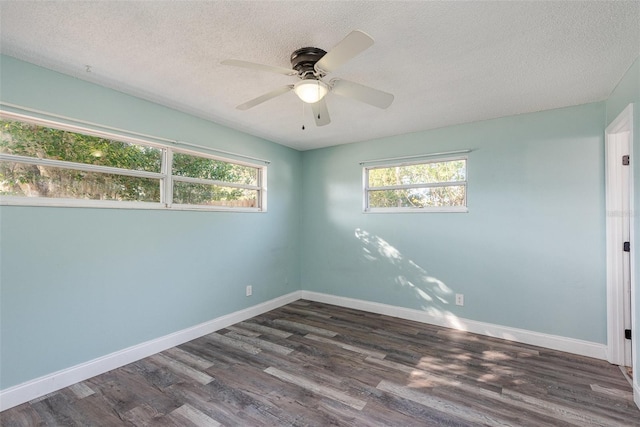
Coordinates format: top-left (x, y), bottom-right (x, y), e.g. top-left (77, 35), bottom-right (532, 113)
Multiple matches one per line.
top-left (172, 152), bottom-right (258, 207)
top-left (172, 152), bottom-right (257, 184)
top-left (173, 182), bottom-right (257, 207)
top-left (1, 120), bottom-right (162, 201)
top-left (367, 160), bottom-right (466, 208)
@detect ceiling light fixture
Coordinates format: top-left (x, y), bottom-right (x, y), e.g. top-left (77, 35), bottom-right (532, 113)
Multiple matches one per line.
top-left (293, 79), bottom-right (329, 104)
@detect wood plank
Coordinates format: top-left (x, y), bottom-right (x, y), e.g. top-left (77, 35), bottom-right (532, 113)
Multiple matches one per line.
top-left (165, 382), bottom-right (250, 426)
top-left (377, 379), bottom-right (511, 426)
top-left (273, 318), bottom-right (338, 337)
top-left (237, 321), bottom-right (292, 338)
top-left (170, 404), bottom-right (222, 427)
top-left (501, 387), bottom-right (638, 427)
top-left (204, 332), bottom-right (261, 355)
top-left (590, 383), bottom-right (634, 400)
top-left (72, 394), bottom-right (137, 426)
top-left (29, 391), bottom-right (115, 427)
top-left (224, 325), bottom-right (261, 337)
top-left (163, 346), bottom-right (215, 370)
top-left (149, 353), bottom-right (213, 385)
top-left (122, 403), bottom-right (162, 425)
top-left (200, 376), bottom-right (286, 425)
top-left (280, 305), bottom-right (333, 319)
top-left (93, 364), bottom-right (182, 417)
top-left (210, 363), bottom-right (341, 426)
top-left (223, 331), bottom-right (294, 355)
top-left (67, 382), bottom-right (95, 399)
top-left (0, 403), bottom-right (44, 426)
top-left (304, 333), bottom-right (387, 359)
top-left (264, 366), bottom-right (367, 410)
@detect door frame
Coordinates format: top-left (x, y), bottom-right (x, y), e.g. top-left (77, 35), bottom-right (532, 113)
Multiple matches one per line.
top-left (605, 103), bottom-right (635, 367)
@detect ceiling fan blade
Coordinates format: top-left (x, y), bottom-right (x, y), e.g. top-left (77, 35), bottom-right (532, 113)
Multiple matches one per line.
top-left (314, 30), bottom-right (374, 75)
top-left (236, 85), bottom-right (294, 110)
top-left (311, 98), bottom-right (331, 126)
top-left (221, 59), bottom-right (297, 76)
top-left (331, 79), bottom-right (394, 109)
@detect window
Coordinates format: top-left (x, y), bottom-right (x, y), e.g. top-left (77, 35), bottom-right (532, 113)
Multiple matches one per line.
top-left (364, 156), bottom-right (467, 212)
top-left (171, 151), bottom-right (261, 208)
top-left (0, 115), bottom-right (266, 211)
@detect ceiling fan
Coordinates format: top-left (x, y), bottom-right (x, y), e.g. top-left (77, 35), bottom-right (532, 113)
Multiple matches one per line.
top-left (221, 30), bottom-right (394, 127)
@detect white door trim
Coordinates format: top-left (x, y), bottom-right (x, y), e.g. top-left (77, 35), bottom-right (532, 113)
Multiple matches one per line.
top-left (605, 103), bottom-right (635, 367)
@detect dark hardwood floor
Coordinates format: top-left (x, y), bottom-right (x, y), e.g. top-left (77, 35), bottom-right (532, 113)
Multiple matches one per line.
top-left (2, 300), bottom-right (639, 426)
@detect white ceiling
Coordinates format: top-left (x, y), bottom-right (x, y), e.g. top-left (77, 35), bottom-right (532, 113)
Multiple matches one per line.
top-left (1, 1), bottom-right (639, 151)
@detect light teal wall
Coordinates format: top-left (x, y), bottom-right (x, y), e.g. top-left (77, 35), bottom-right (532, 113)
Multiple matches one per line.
top-left (301, 102), bottom-right (607, 343)
top-left (605, 56), bottom-right (639, 395)
top-left (0, 56), bottom-right (302, 389)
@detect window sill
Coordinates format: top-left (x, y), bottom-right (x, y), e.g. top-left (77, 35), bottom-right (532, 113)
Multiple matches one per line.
top-left (364, 206), bottom-right (468, 214)
top-left (0, 197), bottom-right (266, 212)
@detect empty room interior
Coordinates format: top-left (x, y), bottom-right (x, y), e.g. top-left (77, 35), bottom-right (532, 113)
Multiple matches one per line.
top-left (1, 1), bottom-right (640, 425)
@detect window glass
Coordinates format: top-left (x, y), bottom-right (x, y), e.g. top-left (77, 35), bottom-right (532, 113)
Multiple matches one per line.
top-left (0, 162), bottom-right (160, 201)
top-left (1, 120), bottom-right (162, 172)
top-left (368, 160), bottom-right (466, 187)
top-left (173, 181), bottom-right (258, 207)
top-left (368, 186), bottom-right (466, 208)
top-left (365, 157), bottom-right (467, 212)
top-left (172, 152), bottom-right (258, 185)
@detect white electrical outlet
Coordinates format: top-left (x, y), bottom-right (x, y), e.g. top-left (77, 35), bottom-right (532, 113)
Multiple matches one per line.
top-left (455, 294), bottom-right (464, 306)
top-left (246, 285), bottom-right (252, 296)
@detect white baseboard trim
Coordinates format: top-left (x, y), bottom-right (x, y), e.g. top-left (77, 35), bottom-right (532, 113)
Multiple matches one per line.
top-left (0, 291), bottom-right (302, 411)
top-left (300, 291), bottom-right (608, 361)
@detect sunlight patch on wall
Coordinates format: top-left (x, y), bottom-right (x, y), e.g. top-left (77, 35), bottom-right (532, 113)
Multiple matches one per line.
top-left (354, 228), bottom-right (456, 315)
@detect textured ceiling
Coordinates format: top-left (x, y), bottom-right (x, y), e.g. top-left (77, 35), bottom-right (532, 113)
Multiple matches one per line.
top-left (1, 1), bottom-right (639, 151)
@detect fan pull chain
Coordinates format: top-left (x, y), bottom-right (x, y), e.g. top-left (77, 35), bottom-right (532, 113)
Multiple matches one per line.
top-left (316, 82), bottom-right (322, 120)
top-left (301, 102), bottom-right (306, 130)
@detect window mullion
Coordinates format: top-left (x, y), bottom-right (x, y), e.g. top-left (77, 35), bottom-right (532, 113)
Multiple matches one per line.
top-left (161, 148), bottom-right (173, 207)
top-left (363, 167), bottom-right (370, 211)
top-left (260, 166), bottom-right (267, 211)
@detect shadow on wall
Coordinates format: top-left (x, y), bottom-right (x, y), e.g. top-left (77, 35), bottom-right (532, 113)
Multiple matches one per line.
top-left (355, 228), bottom-right (466, 329)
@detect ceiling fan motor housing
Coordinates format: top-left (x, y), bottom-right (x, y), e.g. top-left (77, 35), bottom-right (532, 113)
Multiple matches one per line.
top-left (290, 47), bottom-right (327, 78)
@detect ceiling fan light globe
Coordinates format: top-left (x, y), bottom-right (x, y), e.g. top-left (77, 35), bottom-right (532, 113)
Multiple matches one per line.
top-left (294, 80), bottom-right (329, 104)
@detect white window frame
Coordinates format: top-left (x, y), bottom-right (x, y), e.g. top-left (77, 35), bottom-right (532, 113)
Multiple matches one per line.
top-left (363, 155), bottom-right (468, 213)
top-left (0, 112), bottom-right (267, 212)
top-left (168, 146), bottom-right (266, 212)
